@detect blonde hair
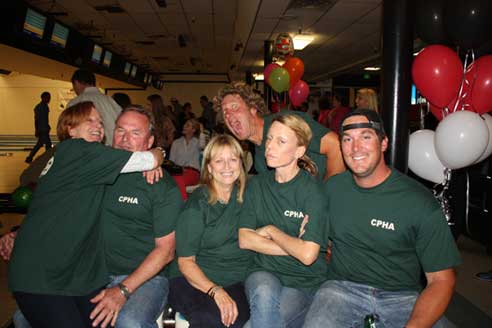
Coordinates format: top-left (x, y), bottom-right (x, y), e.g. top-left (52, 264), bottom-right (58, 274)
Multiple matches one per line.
top-left (271, 114), bottom-right (318, 176)
top-left (201, 134), bottom-right (247, 204)
top-left (356, 88), bottom-right (379, 113)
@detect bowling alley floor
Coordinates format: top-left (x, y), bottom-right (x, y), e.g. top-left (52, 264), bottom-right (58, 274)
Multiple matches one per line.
top-left (1, 225), bottom-right (492, 328)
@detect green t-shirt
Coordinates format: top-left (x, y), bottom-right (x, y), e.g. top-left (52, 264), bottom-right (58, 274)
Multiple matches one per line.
top-left (175, 186), bottom-right (253, 287)
top-left (102, 171), bottom-right (183, 277)
top-left (325, 170), bottom-right (462, 291)
top-left (255, 112), bottom-right (329, 179)
top-left (239, 170), bottom-right (328, 291)
top-left (9, 139), bottom-right (132, 295)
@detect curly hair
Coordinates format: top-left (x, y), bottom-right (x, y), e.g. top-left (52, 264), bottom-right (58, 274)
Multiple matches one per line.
top-left (213, 82), bottom-right (268, 116)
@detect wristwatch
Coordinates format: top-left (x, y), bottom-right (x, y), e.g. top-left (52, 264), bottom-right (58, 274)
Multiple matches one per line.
top-left (156, 146), bottom-right (166, 158)
top-left (118, 283), bottom-right (131, 300)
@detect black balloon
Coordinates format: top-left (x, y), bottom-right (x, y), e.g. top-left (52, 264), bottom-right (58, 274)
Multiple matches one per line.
top-left (416, 0), bottom-right (448, 44)
top-left (444, 0), bottom-right (492, 49)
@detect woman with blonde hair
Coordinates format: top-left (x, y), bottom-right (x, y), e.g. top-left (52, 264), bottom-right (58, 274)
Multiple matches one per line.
top-left (169, 134), bottom-right (252, 328)
top-left (238, 114), bottom-right (328, 328)
top-left (355, 88), bottom-right (379, 112)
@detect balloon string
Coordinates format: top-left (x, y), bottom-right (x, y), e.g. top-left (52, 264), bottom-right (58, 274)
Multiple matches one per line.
top-left (451, 50), bottom-right (475, 113)
top-left (433, 168), bottom-right (453, 225)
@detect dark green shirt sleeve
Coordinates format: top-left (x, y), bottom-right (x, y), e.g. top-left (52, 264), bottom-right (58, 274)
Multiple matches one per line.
top-left (416, 199), bottom-right (462, 272)
top-left (76, 140), bottom-right (132, 186)
top-left (152, 174), bottom-right (184, 238)
top-left (238, 179), bottom-right (259, 230)
top-left (299, 183), bottom-right (328, 247)
top-left (175, 191), bottom-right (206, 257)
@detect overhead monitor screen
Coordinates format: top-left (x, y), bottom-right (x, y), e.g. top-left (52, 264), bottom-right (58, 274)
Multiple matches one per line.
top-left (124, 62), bottom-right (131, 75)
top-left (103, 50), bottom-right (112, 67)
top-left (23, 8), bottom-right (46, 39)
top-left (130, 65), bottom-right (137, 78)
top-left (91, 44), bottom-right (103, 64)
top-left (50, 22), bottom-right (69, 48)
top-left (411, 84), bottom-right (417, 105)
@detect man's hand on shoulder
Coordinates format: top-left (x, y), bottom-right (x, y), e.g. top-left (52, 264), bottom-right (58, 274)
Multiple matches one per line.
top-left (143, 167), bottom-right (164, 184)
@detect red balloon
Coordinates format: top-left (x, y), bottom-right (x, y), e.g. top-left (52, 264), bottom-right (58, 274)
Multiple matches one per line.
top-left (429, 103), bottom-right (445, 121)
top-left (264, 63), bottom-right (280, 86)
top-left (429, 77), bottom-right (472, 121)
top-left (289, 80), bottom-right (309, 107)
top-left (470, 55), bottom-right (492, 115)
top-left (412, 45), bottom-right (463, 108)
top-left (283, 57), bottom-right (305, 87)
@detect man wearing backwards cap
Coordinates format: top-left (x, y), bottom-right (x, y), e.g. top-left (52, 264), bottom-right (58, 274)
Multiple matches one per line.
top-left (304, 109), bottom-right (461, 328)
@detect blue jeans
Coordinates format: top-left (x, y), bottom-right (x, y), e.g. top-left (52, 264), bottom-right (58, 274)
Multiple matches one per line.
top-left (303, 280), bottom-right (449, 328)
top-left (13, 275), bottom-right (168, 328)
top-left (107, 275), bottom-right (169, 328)
top-left (13, 309), bottom-right (30, 328)
top-left (244, 271), bottom-right (314, 328)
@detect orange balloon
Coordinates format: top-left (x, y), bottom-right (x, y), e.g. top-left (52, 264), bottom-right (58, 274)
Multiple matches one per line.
top-left (283, 57), bottom-right (305, 86)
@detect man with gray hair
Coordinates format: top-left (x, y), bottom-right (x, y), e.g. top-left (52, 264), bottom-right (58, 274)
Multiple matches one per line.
top-left (5, 107), bottom-right (182, 328)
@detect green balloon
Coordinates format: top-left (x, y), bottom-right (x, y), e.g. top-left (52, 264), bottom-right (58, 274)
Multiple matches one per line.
top-left (12, 186), bottom-right (33, 208)
top-left (268, 67), bottom-right (290, 92)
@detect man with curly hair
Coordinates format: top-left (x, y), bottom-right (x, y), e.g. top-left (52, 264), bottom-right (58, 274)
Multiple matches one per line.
top-left (215, 82), bottom-right (345, 180)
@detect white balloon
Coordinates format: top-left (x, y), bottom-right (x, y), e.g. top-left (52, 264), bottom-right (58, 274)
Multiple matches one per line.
top-left (435, 111), bottom-right (489, 169)
top-left (408, 130), bottom-right (446, 184)
top-left (474, 113), bottom-right (492, 163)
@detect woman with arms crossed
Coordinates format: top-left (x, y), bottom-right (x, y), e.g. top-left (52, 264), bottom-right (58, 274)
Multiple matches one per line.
top-left (238, 114), bottom-right (328, 328)
top-left (169, 134), bottom-right (252, 328)
top-left (8, 101), bottom-right (163, 328)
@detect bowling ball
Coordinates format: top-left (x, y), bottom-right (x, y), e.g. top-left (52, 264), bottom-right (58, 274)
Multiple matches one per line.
top-left (11, 186), bottom-right (33, 208)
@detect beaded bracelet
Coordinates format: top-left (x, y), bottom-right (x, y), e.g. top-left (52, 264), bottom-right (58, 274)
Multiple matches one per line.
top-left (208, 285), bottom-right (223, 298)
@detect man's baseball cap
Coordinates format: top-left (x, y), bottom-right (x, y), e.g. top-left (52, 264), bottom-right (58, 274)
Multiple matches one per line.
top-left (340, 108), bottom-right (386, 137)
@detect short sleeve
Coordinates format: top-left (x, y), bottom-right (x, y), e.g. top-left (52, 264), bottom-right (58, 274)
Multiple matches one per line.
top-left (416, 200), bottom-right (461, 272)
top-left (75, 141), bottom-right (132, 186)
top-left (152, 176), bottom-right (184, 238)
top-left (300, 183), bottom-right (329, 246)
top-left (238, 179), bottom-right (259, 230)
top-left (175, 193), bottom-right (206, 257)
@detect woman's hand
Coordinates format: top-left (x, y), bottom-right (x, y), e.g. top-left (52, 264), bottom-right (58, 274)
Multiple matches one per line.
top-left (255, 225), bottom-right (273, 239)
top-left (90, 287), bottom-right (126, 327)
top-left (143, 167), bottom-right (163, 184)
top-left (0, 231), bottom-right (16, 261)
top-left (213, 288), bottom-right (238, 327)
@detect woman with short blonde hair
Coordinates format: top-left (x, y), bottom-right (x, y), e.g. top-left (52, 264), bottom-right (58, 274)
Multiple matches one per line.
top-left (238, 114), bottom-right (328, 328)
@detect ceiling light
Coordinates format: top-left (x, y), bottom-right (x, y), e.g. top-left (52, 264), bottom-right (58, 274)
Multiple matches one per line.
top-left (275, 59), bottom-right (285, 66)
top-left (254, 73), bottom-right (264, 81)
top-left (364, 66), bottom-right (381, 71)
top-left (293, 35), bottom-right (314, 50)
